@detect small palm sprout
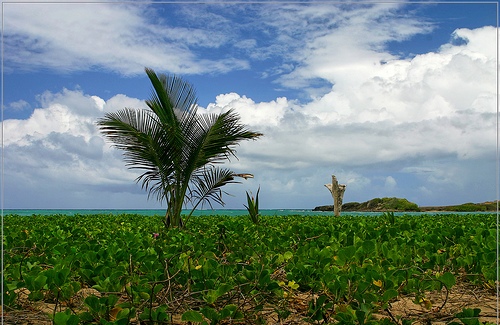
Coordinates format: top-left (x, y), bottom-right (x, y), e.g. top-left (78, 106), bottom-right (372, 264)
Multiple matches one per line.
top-left (98, 68), bottom-right (262, 229)
top-left (244, 187), bottom-right (260, 224)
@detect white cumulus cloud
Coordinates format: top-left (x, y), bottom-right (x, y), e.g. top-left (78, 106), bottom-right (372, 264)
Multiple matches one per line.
top-left (2, 90), bottom-right (154, 208)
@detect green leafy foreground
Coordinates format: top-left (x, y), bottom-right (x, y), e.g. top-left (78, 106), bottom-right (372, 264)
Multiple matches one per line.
top-left (3, 213), bottom-right (497, 324)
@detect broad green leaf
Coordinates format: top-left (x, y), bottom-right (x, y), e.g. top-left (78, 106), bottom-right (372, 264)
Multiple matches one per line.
top-left (181, 310), bottom-right (204, 322)
top-left (482, 251), bottom-right (496, 264)
top-left (203, 289), bottom-right (219, 304)
top-left (456, 308), bottom-right (482, 325)
top-left (438, 272), bottom-right (456, 289)
top-left (53, 310), bottom-right (79, 325)
top-left (220, 304), bottom-right (241, 319)
top-left (216, 283), bottom-right (233, 297)
top-left (84, 295), bottom-right (100, 313)
top-left (362, 240), bottom-right (375, 253)
top-left (382, 289), bottom-right (398, 301)
top-left (355, 310), bottom-right (366, 325)
top-left (201, 306), bottom-right (220, 322)
top-left (283, 251), bottom-right (293, 261)
top-left (33, 274), bottom-right (48, 291)
top-left (116, 308), bottom-right (131, 320)
top-left (153, 283), bottom-right (164, 295)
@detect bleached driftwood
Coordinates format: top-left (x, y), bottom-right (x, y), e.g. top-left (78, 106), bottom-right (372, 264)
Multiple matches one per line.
top-left (325, 174), bottom-right (346, 216)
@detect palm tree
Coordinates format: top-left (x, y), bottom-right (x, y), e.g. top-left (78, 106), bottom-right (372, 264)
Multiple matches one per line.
top-left (97, 68), bottom-right (262, 228)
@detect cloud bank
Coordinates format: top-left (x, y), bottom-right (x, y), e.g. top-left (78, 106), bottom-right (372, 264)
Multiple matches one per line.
top-left (2, 3), bottom-right (497, 209)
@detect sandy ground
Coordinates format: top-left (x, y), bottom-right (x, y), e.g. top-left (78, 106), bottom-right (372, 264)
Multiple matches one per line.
top-left (2, 282), bottom-right (497, 324)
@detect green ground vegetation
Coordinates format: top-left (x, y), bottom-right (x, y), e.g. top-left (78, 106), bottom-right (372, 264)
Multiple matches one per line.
top-left (3, 213), bottom-right (497, 324)
top-left (343, 198), bottom-right (420, 212)
top-left (441, 202), bottom-right (497, 212)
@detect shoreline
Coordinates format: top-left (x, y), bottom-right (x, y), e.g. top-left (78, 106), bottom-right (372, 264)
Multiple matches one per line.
top-left (314, 199), bottom-right (498, 213)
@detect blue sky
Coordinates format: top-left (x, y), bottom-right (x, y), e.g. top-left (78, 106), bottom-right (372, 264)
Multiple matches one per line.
top-left (2, 1), bottom-right (498, 209)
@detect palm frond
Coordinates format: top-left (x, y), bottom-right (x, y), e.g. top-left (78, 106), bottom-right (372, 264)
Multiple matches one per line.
top-left (244, 187), bottom-right (260, 223)
top-left (191, 109), bottom-right (263, 167)
top-left (145, 68), bottom-right (201, 176)
top-left (244, 187), bottom-right (260, 224)
top-left (145, 67), bottom-right (198, 125)
top-left (189, 167), bottom-right (239, 210)
top-left (144, 68), bottom-right (178, 128)
top-left (97, 108), bottom-right (176, 202)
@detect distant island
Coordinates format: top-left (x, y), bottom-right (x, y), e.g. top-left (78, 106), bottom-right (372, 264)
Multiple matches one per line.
top-left (313, 197), bottom-right (497, 212)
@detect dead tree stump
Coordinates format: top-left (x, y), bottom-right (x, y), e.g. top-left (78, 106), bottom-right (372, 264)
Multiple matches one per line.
top-left (325, 174), bottom-right (346, 216)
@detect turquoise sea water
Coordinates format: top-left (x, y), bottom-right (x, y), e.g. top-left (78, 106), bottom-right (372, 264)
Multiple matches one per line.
top-left (2, 209), bottom-right (351, 217)
top-left (2, 209), bottom-right (491, 217)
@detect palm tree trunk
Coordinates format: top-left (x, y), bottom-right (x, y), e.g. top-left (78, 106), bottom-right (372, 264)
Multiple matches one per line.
top-left (164, 210), bottom-right (183, 229)
top-left (164, 211), bottom-right (171, 228)
top-left (164, 186), bottom-right (186, 229)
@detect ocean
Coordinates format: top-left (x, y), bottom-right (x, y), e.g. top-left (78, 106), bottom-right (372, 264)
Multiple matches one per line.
top-left (2, 209), bottom-right (354, 217)
top-left (1, 209), bottom-right (488, 217)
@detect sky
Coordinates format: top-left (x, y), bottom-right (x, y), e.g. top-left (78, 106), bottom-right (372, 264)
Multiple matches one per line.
top-left (1, 1), bottom-right (498, 210)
